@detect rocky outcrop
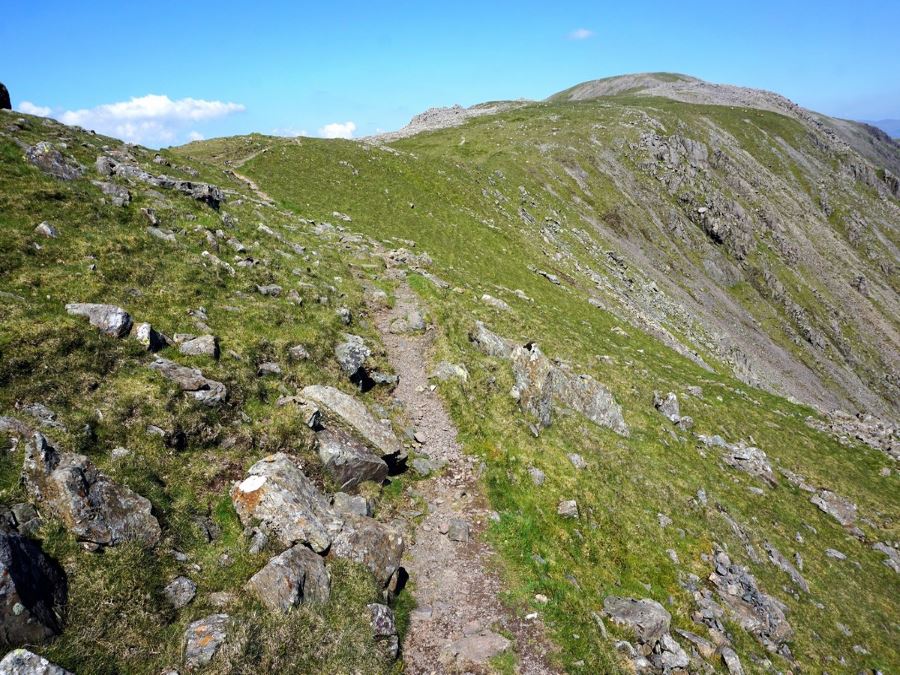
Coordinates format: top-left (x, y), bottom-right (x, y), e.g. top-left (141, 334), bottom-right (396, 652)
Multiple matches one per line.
top-left (25, 142), bottom-right (83, 181)
top-left (469, 321), bottom-right (513, 359)
top-left (330, 515), bottom-right (404, 587)
top-left (602, 596), bottom-right (689, 672)
top-left (698, 435), bottom-right (777, 487)
top-left (0, 84), bottom-right (9, 111)
top-left (316, 429), bottom-right (388, 491)
top-left (148, 357), bottom-right (227, 406)
top-left (300, 385), bottom-right (405, 461)
top-left (247, 545), bottom-right (330, 611)
top-left (22, 433), bottom-right (161, 547)
top-left (96, 155), bottom-right (224, 209)
top-left (179, 335), bottom-right (219, 359)
top-left (810, 489), bottom-right (860, 534)
top-left (65, 303), bottom-right (132, 338)
top-left (231, 453), bottom-right (343, 553)
top-left (0, 649), bottom-right (72, 675)
top-left (0, 533), bottom-right (67, 645)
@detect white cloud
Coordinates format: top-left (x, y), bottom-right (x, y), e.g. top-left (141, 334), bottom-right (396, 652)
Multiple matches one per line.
top-left (17, 101), bottom-right (51, 117)
top-left (318, 121), bottom-right (356, 139)
top-left (187, 130), bottom-right (205, 142)
top-left (567, 28), bottom-right (595, 40)
top-left (272, 127), bottom-right (309, 138)
top-left (33, 94), bottom-right (247, 146)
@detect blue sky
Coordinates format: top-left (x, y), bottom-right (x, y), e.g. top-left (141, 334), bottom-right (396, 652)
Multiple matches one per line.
top-left (3, 1), bottom-right (898, 147)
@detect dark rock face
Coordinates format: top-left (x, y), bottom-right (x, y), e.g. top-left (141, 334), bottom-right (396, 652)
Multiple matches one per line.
top-left (95, 155), bottom-right (225, 209)
top-left (316, 428), bottom-right (388, 491)
top-left (0, 83), bottom-right (10, 110)
top-left (0, 532), bottom-right (67, 646)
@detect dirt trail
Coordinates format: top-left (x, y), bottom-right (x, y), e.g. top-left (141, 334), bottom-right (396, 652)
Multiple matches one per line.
top-left (373, 275), bottom-right (557, 674)
top-left (231, 146), bottom-right (275, 204)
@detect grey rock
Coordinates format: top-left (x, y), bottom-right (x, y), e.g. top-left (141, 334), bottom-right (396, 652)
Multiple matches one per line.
top-left (510, 342), bottom-right (555, 427)
top-left (164, 576), bottom-right (197, 609)
top-left (447, 519), bottom-right (469, 542)
top-left (301, 385), bottom-right (405, 461)
top-left (873, 542), bottom-right (900, 573)
top-left (246, 527), bottom-right (268, 554)
top-left (764, 542), bottom-right (809, 592)
top-left (330, 515), bottom-right (404, 587)
top-left (183, 614), bottom-right (229, 670)
top-left (429, 361), bottom-right (469, 382)
top-left (147, 226), bottom-right (176, 242)
top-left (0, 650), bottom-right (72, 675)
top-left (0, 533), bottom-right (66, 645)
top-left (552, 370), bottom-right (629, 436)
top-left (289, 344), bottom-right (310, 361)
top-left (720, 646), bottom-right (745, 675)
top-left (33, 222), bottom-right (58, 238)
top-left (481, 294), bottom-right (511, 311)
top-left (557, 500), bottom-right (579, 519)
top-left (653, 391), bottom-right (680, 421)
top-left (336, 307), bottom-right (352, 325)
top-left (528, 467), bottom-right (545, 486)
top-left (133, 322), bottom-right (170, 352)
top-left (19, 404), bottom-right (64, 430)
top-left (65, 303), bottom-right (132, 338)
top-left (179, 335), bottom-right (219, 359)
top-left (256, 362), bottom-right (282, 376)
top-left (469, 321), bottom-right (514, 359)
top-left (824, 548), bottom-right (847, 560)
top-left (148, 357), bottom-right (227, 406)
top-left (674, 628), bottom-right (716, 660)
top-left (23, 433), bottom-right (161, 546)
top-left (92, 180), bottom-right (131, 206)
top-left (231, 453), bottom-right (343, 553)
top-left (602, 596), bottom-right (671, 643)
top-left (368, 603), bottom-right (399, 659)
top-left (811, 489), bottom-right (858, 529)
top-left (246, 544), bottom-right (330, 611)
top-left (332, 492), bottom-right (373, 517)
top-left (255, 284), bottom-right (282, 296)
top-left (26, 142), bottom-right (82, 180)
top-left (567, 453), bottom-right (587, 470)
top-left (334, 334), bottom-right (371, 379)
top-left (316, 428), bottom-right (388, 491)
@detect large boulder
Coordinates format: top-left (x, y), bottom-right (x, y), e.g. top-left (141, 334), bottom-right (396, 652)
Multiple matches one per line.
top-left (469, 321), bottom-right (513, 359)
top-left (316, 429), bottom-right (388, 491)
top-left (0, 533), bottom-right (67, 646)
top-left (510, 343), bottom-right (555, 427)
top-left (334, 334), bottom-right (371, 383)
top-left (22, 433), bottom-right (161, 547)
top-left (231, 453), bottom-right (342, 553)
top-left (148, 357), bottom-right (227, 406)
top-left (0, 83), bottom-right (10, 110)
top-left (552, 370), bottom-right (628, 436)
top-left (300, 386), bottom-right (404, 461)
top-left (330, 515), bottom-right (404, 587)
top-left (0, 650), bottom-right (72, 675)
top-left (64, 303), bottom-right (132, 338)
top-left (179, 335), bottom-right (219, 359)
top-left (602, 596), bottom-right (671, 644)
top-left (246, 545), bottom-right (330, 611)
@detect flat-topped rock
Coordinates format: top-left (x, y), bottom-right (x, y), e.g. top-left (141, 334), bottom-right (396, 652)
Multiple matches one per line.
top-left (301, 385), bottom-right (404, 460)
top-left (247, 544), bottom-right (330, 611)
top-left (148, 357), bottom-right (227, 406)
top-left (316, 428), bottom-right (388, 491)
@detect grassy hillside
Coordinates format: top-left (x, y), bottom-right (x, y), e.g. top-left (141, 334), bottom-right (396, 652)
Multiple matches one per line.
top-left (176, 96), bottom-right (899, 671)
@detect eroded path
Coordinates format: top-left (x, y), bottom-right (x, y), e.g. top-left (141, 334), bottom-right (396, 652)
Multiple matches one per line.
top-left (372, 274), bottom-right (557, 674)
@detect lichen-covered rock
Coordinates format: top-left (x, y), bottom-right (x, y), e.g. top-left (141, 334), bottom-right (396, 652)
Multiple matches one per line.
top-left (334, 334), bottom-right (371, 383)
top-left (510, 342), bottom-right (555, 427)
top-left (22, 433), bottom-right (161, 546)
top-left (330, 515), bottom-right (404, 587)
top-left (163, 576), bottom-right (197, 610)
top-left (368, 603), bottom-right (399, 659)
top-left (0, 533), bottom-right (67, 645)
top-left (429, 361), bottom-right (469, 382)
top-left (133, 322), bottom-right (170, 352)
top-left (552, 370), bottom-right (628, 436)
top-left (231, 453), bottom-right (342, 553)
top-left (148, 357), bottom-right (227, 406)
top-left (247, 545), bottom-right (330, 611)
top-left (301, 385), bottom-right (404, 461)
top-left (316, 429), bottom-right (388, 491)
top-left (25, 142), bottom-right (83, 180)
top-left (65, 303), bottom-right (132, 337)
top-left (0, 649), bottom-right (72, 675)
top-left (183, 614), bottom-right (229, 670)
top-left (811, 489), bottom-right (858, 529)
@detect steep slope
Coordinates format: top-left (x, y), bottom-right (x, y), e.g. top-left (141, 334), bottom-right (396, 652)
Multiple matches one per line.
top-left (1, 73), bottom-right (898, 675)
top-left (175, 85), bottom-right (899, 672)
